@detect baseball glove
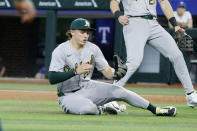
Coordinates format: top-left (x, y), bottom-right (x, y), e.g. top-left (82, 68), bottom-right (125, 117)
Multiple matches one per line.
top-left (113, 55), bottom-right (127, 80)
top-left (174, 29), bottom-right (193, 51)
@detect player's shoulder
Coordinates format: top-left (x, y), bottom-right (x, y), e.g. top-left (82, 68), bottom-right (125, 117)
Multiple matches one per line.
top-left (52, 41), bottom-right (69, 54)
top-left (185, 11), bottom-right (192, 16)
top-left (185, 11), bottom-right (191, 14)
top-left (58, 41), bottom-right (69, 48)
top-left (85, 41), bottom-right (100, 50)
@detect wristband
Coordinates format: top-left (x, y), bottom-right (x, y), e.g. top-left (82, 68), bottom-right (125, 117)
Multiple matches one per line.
top-left (114, 11), bottom-right (123, 19)
top-left (169, 17), bottom-right (178, 27)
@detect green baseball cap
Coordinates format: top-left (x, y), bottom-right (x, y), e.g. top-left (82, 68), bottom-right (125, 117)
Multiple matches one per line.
top-left (70, 18), bottom-right (95, 31)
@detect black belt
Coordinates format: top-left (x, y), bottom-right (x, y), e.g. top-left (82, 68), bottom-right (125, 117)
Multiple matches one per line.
top-left (127, 15), bottom-right (156, 20)
top-left (57, 89), bottom-right (80, 97)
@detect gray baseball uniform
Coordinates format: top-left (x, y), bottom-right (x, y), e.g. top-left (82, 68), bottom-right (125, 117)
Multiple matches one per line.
top-left (49, 41), bottom-right (149, 115)
top-left (114, 0), bottom-right (194, 94)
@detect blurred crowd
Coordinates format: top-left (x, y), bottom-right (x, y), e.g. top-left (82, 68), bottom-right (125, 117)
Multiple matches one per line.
top-left (169, 0), bottom-right (193, 29)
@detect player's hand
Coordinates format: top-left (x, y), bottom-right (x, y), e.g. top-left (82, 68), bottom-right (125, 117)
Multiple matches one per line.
top-left (174, 26), bottom-right (185, 32)
top-left (118, 16), bottom-right (129, 26)
top-left (14, 0), bottom-right (36, 23)
top-left (76, 64), bottom-right (92, 75)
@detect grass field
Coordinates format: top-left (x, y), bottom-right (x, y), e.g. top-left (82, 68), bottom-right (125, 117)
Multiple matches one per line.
top-left (0, 83), bottom-right (186, 95)
top-left (0, 83), bottom-right (197, 131)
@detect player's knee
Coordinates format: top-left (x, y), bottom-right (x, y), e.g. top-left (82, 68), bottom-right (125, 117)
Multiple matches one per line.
top-left (79, 104), bottom-right (98, 115)
top-left (111, 86), bottom-right (128, 100)
top-left (126, 59), bottom-right (141, 70)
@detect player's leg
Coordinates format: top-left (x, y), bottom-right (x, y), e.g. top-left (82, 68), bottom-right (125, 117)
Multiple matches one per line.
top-left (79, 80), bottom-right (176, 116)
top-left (58, 94), bottom-right (99, 115)
top-left (148, 24), bottom-right (194, 94)
top-left (78, 80), bottom-right (149, 109)
top-left (114, 18), bottom-right (149, 87)
top-left (59, 93), bottom-right (117, 115)
top-left (148, 23), bottom-right (197, 107)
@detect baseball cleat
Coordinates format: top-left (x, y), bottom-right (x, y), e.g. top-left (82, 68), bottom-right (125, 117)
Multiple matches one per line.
top-left (103, 101), bottom-right (127, 112)
top-left (98, 105), bottom-right (118, 115)
top-left (102, 106), bottom-right (118, 115)
top-left (156, 106), bottom-right (177, 117)
top-left (186, 91), bottom-right (197, 108)
top-left (104, 101), bottom-right (121, 112)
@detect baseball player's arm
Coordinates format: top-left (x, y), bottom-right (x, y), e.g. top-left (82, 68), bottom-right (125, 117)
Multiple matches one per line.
top-left (14, 0), bottom-right (36, 23)
top-left (101, 55), bottom-right (127, 80)
top-left (48, 64), bottom-right (92, 84)
top-left (110, 0), bottom-right (129, 26)
top-left (159, 0), bottom-right (181, 32)
top-left (101, 66), bottom-right (115, 79)
top-left (48, 71), bottom-right (76, 84)
top-left (110, 0), bottom-right (120, 14)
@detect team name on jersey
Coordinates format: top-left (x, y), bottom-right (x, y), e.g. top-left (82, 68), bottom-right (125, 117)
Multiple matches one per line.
top-left (63, 55), bottom-right (95, 79)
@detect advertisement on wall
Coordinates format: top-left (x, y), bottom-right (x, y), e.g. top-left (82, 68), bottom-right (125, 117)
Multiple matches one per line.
top-left (1, 0), bottom-right (197, 15)
top-left (0, 0), bottom-right (109, 10)
top-left (0, 0), bottom-right (11, 9)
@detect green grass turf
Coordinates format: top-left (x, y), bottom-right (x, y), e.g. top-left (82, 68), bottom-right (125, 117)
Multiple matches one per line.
top-left (0, 83), bottom-right (195, 131)
top-left (0, 83), bottom-right (185, 95)
top-left (0, 100), bottom-right (197, 131)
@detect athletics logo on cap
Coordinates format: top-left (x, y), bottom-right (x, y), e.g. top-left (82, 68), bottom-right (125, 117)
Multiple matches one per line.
top-left (84, 21), bottom-right (90, 27)
top-left (70, 18), bottom-right (95, 31)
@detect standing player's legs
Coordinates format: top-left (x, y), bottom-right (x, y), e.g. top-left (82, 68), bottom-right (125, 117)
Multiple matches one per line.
top-left (115, 18), bottom-right (149, 87)
top-left (148, 22), bottom-right (194, 94)
top-left (59, 94), bottom-right (99, 115)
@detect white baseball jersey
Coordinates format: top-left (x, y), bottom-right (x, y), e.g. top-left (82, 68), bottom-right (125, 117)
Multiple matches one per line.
top-left (49, 41), bottom-right (109, 93)
top-left (174, 11), bottom-right (192, 24)
top-left (116, 0), bottom-right (163, 16)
